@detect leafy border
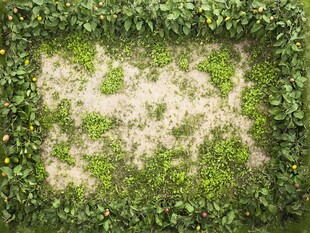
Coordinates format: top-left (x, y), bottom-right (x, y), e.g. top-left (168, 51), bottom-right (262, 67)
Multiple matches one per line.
top-left (0, 0), bottom-right (308, 232)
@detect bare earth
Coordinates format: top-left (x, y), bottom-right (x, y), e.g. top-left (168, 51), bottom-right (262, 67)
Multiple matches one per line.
top-left (37, 43), bottom-right (269, 191)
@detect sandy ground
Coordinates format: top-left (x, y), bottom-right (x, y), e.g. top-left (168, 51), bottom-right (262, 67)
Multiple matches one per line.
top-left (37, 42), bottom-right (269, 190)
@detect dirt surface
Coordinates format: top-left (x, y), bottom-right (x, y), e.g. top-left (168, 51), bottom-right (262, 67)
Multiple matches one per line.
top-left (37, 43), bottom-right (269, 190)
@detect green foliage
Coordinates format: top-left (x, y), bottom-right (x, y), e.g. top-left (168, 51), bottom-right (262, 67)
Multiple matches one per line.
top-left (35, 161), bottom-right (48, 181)
top-left (146, 102), bottom-right (167, 121)
top-left (100, 67), bottom-right (124, 95)
top-left (126, 148), bottom-right (190, 199)
top-left (54, 99), bottom-right (75, 133)
top-left (245, 61), bottom-right (279, 87)
top-left (151, 44), bottom-right (172, 67)
top-left (39, 33), bottom-right (96, 72)
top-left (82, 112), bottom-right (117, 139)
top-left (0, 0), bottom-right (307, 231)
top-left (178, 52), bottom-right (190, 71)
top-left (197, 49), bottom-right (235, 96)
top-left (172, 113), bottom-right (203, 139)
top-left (198, 137), bottom-right (250, 200)
top-left (241, 60), bottom-right (278, 149)
top-left (241, 87), bottom-right (263, 119)
top-left (51, 142), bottom-right (75, 165)
top-left (84, 154), bottom-right (113, 192)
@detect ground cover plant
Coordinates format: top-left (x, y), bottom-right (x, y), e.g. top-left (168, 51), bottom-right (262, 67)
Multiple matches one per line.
top-left (0, 0), bottom-right (309, 232)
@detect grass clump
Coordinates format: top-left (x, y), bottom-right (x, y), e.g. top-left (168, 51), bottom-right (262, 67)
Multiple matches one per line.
top-left (84, 154), bottom-right (114, 191)
top-left (146, 102), bottom-right (167, 121)
top-left (197, 49), bottom-right (235, 96)
top-left (51, 142), bottom-right (75, 165)
top-left (100, 67), bottom-right (124, 95)
top-left (241, 61), bottom-right (278, 148)
top-left (39, 33), bottom-right (96, 72)
top-left (198, 137), bottom-right (249, 201)
top-left (54, 99), bottom-right (75, 133)
top-left (172, 113), bottom-right (204, 139)
top-left (178, 52), bottom-right (190, 71)
top-left (82, 112), bottom-right (117, 140)
top-left (245, 61), bottom-right (278, 87)
top-left (151, 44), bottom-right (172, 67)
top-left (35, 161), bottom-right (48, 181)
top-left (126, 148), bottom-right (190, 199)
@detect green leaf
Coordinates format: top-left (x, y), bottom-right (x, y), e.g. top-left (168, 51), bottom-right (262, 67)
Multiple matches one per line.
top-left (52, 199), bottom-right (61, 208)
top-left (207, 202), bottom-right (213, 211)
top-left (185, 203), bottom-right (194, 213)
top-left (155, 215), bottom-right (163, 226)
top-left (260, 188), bottom-right (269, 195)
top-left (33, 0), bottom-right (44, 6)
top-left (70, 16), bottom-right (77, 26)
top-left (274, 112), bottom-right (286, 120)
top-left (136, 21), bottom-right (143, 31)
top-left (259, 196), bottom-right (268, 206)
top-left (171, 213), bottom-right (177, 224)
top-left (13, 165), bottom-right (22, 174)
top-left (147, 21), bottom-right (153, 31)
top-left (83, 23), bottom-right (92, 32)
top-left (226, 21), bottom-right (232, 30)
top-left (182, 25), bottom-right (190, 35)
top-left (160, 4), bottom-right (170, 11)
top-left (286, 103), bottom-right (299, 114)
top-left (226, 211), bottom-right (235, 224)
top-left (251, 24), bottom-right (262, 33)
top-left (268, 205), bottom-right (278, 215)
top-left (216, 16), bottom-right (223, 26)
top-left (185, 3), bottom-right (194, 10)
top-left (174, 201), bottom-right (184, 208)
top-left (0, 167), bottom-right (13, 179)
top-left (124, 20), bottom-right (132, 32)
top-left (213, 202), bottom-right (220, 211)
top-left (294, 110), bottom-right (304, 119)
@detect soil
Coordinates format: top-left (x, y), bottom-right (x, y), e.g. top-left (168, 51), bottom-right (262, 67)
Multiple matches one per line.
top-left (37, 42), bottom-right (269, 190)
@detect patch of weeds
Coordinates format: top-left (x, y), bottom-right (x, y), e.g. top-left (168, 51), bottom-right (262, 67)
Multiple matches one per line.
top-left (82, 112), bottom-right (117, 140)
top-left (100, 66), bottom-right (124, 95)
top-left (39, 105), bottom-right (54, 136)
top-left (54, 99), bottom-right (75, 133)
top-left (151, 44), bottom-right (172, 67)
top-left (51, 142), bottom-right (75, 165)
top-left (64, 183), bottom-right (86, 205)
top-left (147, 68), bottom-right (160, 82)
top-left (101, 137), bottom-right (126, 161)
top-left (245, 61), bottom-right (279, 87)
top-left (198, 136), bottom-right (250, 201)
top-left (84, 154), bottom-right (114, 192)
top-left (174, 77), bottom-right (198, 99)
top-left (172, 113), bottom-right (204, 139)
top-left (178, 52), bottom-right (190, 71)
top-left (241, 61), bottom-right (277, 149)
top-left (52, 91), bottom-right (60, 101)
top-left (35, 161), bottom-right (48, 181)
top-left (241, 87), bottom-right (264, 119)
top-left (197, 49), bottom-right (235, 96)
top-left (39, 33), bottom-right (96, 72)
top-left (146, 102), bottom-right (167, 121)
top-left (125, 148), bottom-right (190, 199)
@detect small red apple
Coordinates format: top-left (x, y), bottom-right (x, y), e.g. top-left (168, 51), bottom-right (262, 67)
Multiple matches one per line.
top-left (164, 207), bottom-right (170, 214)
top-left (201, 212), bottom-right (207, 218)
